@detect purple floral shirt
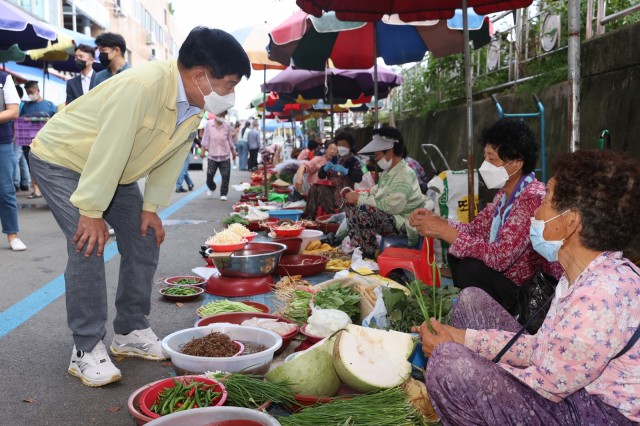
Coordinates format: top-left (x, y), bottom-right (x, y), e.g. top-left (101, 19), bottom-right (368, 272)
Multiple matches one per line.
top-left (466, 252), bottom-right (640, 422)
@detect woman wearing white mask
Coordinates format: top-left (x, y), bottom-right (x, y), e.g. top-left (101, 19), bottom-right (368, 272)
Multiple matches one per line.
top-left (410, 120), bottom-right (561, 309)
top-left (343, 127), bottom-right (424, 259)
top-left (303, 132), bottom-right (363, 219)
top-left (413, 149), bottom-right (640, 425)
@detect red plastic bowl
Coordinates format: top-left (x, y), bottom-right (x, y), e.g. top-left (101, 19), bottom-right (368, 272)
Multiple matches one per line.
top-left (273, 227), bottom-right (303, 238)
top-left (164, 276), bottom-right (207, 288)
top-left (196, 300), bottom-right (270, 318)
top-left (243, 232), bottom-right (258, 242)
top-left (271, 237), bottom-right (302, 256)
top-left (276, 255), bottom-right (329, 277)
top-left (195, 312), bottom-right (298, 355)
top-left (159, 286), bottom-right (204, 302)
top-left (208, 239), bottom-right (248, 252)
top-left (316, 214), bottom-right (340, 234)
top-left (139, 376), bottom-right (227, 419)
top-left (299, 323), bottom-right (324, 345)
top-left (246, 218), bottom-right (279, 232)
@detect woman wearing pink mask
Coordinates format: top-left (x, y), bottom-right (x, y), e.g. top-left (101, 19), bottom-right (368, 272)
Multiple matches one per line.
top-left (410, 120), bottom-right (561, 309)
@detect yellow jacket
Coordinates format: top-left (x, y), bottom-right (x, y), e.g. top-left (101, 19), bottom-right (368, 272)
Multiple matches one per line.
top-left (31, 60), bottom-right (203, 218)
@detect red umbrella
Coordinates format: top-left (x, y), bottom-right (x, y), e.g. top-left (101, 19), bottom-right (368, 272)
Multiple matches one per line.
top-left (296, 0), bottom-right (531, 21)
top-left (295, 0), bottom-right (534, 220)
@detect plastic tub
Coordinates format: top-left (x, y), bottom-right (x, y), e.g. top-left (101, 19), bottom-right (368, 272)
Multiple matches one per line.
top-left (298, 230), bottom-right (324, 253)
top-left (275, 255), bottom-right (328, 277)
top-left (162, 325), bottom-right (282, 376)
top-left (268, 209), bottom-right (303, 221)
top-left (145, 406), bottom-right (280, 426)
top-left (194, 312), bottom-right (298, 355)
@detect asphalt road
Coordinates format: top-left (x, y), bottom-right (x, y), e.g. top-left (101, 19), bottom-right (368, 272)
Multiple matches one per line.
top-left (0, 166), bottom-right (254, 425)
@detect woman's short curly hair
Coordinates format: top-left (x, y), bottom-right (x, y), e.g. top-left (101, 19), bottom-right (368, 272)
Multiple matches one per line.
top-left (552, 149), bottom-right (640, 251)
top-left (479, 120), bottom-right (539, 174)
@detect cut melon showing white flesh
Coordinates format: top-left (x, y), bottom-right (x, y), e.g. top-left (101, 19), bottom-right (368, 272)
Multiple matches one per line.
top-left (265, 336), bottom-right (341, 397)
top-left (333, 324), bottom-right (414, 392)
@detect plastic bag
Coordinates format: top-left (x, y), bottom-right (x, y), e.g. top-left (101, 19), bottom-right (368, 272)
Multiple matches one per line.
top-left (354, 169), bottom-right (375, 191)
top-left (340, 236), bottom-right (354, 254)
top-left (513, 268), bottom-right (558, 334)
top-left (305, 307), bottom-right (351, 338)
top-left (351, 247), bottom-right (379, 271)
top-left (244, 205), bottom-right (269, 222)
top-left (232, 182), bottom-right (251, 192)
top-left (361, 286), bottom-right (389, 328)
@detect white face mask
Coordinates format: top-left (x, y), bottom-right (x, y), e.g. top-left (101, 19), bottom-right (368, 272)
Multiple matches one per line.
top-left (215, 116), bottom-right (225, 124)
top-left (337, 147), bottom-right (350, 157)
top-left (28, 93), bottom-right (39, 102)
top-left (198, 74), bottom-right (235, 115)
top-left (479, 160), bottom-right (514, 189)
top-left (377, 155), bottom-right (392, 171)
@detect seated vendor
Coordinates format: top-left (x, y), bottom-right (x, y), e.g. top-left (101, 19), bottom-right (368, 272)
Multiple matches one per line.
top-left (415, 149), bottom-right (640, 425)
top-left (304, 132), bottom-right (363, 219)
top-left (410, 120), bottom-right (561, 309)
top-left (342, 127), bottom-right (424, 259)
top-left (294, 142), bottom-right (337, 197)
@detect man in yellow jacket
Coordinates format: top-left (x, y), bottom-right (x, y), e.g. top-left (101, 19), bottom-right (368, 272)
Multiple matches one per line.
top-left (29, 27), bottom-right (250, 387)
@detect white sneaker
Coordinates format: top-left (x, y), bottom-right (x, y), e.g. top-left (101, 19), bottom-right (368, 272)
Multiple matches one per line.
top-left (9, 238), bottom-right (27, 251)
top-left (206, 190), bottom-right (213, 197)
top-left (108, 228), bottom-right (115, 236)
top-left (68, 341), bottom-right (121, 387)
top-left (110, 327), bottom-right (168, 360)
top-left (220, 195), bottom-right (228, 201)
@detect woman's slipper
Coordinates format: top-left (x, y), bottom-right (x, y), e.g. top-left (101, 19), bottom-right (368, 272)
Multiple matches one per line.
top-left (27, 193), bottom-right (43, 199)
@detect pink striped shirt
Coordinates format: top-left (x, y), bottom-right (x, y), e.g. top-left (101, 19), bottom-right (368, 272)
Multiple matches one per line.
top-left (466, 251), bottom-right (640, 422)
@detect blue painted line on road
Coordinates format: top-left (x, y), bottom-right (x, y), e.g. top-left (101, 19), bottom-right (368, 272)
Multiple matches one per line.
top-left (0, 183), bottom-right (211, 339)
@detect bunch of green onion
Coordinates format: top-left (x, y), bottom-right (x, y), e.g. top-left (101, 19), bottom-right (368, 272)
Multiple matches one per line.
top-left (277, 387), bottom-right (426, 426)
top-left (204, 371), bottom-right (296, 409)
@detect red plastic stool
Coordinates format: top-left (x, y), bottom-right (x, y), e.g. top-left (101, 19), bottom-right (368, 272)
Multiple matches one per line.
top-left (377, 237), bottom-right (441, 286)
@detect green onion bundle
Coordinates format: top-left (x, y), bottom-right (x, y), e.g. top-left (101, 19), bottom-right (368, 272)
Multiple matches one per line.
top-left (204, 371), bottom-right (296, 409)
top-left (407, 280), bottom-right (434, 333)
top-left (277, 387), bottom-right (426, 426)
top-left (198, 300), bottom-right (261, 317)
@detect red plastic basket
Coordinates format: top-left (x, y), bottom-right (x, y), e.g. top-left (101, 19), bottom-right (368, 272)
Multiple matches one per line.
top-left (14, 117), bottom-right (48, 146)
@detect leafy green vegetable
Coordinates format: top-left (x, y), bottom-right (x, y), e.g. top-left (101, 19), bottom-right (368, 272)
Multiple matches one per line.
top-left (313, 283), bottom-right (361, 322)
top-left (285, 290), bottom-right (313, 326)
top-left (222, 215), bottom-right (249, 226)
top-left (245, 185), bottom-right (269, 194)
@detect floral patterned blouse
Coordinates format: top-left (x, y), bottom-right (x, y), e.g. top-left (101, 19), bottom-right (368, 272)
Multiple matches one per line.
top-left (465, 251), bottom-right (640, 422)
top-left (448, 180), bottom-right (562, 285)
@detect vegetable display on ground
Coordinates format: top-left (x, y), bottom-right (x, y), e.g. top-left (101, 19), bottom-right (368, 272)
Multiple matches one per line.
top-left (205, 371), bottom-right (297, 409)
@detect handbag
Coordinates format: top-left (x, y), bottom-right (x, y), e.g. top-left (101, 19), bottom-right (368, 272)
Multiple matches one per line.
top-left (513, 268), bottom-right (558, 334)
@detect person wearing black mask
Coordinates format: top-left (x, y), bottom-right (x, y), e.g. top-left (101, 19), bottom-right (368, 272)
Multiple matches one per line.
top-left (66, 44), bottom-right (97, 104)
top-left (93, 32), bottom-right (130, 87)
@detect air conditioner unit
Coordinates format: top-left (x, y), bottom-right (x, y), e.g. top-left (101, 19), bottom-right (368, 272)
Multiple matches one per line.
top-left (113, 0), bottom-right (127, 17)
top-left (146, 31), bottom-right (156, 45)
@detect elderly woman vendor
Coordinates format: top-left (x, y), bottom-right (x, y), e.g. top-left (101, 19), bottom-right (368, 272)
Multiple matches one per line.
top-left (410, 120), bottom-right (561, 309)
top-left (342, 127), bottom-right (424, 259)
top-left (415, 150), bottom-right (640, 425)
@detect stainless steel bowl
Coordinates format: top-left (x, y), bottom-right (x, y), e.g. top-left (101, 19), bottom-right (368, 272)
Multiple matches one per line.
top-left (212, 242), bottom-right (287, 278)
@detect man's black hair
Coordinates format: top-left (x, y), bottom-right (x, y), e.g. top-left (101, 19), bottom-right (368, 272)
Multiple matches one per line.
top-left (25, 81), bottom-right (39, 91)
top-left (75, 44), bottom-right (95, 56)
top-left (178, 27), bottom-right (251, 80)
top-left (95, 32), bottom-right (127, 55)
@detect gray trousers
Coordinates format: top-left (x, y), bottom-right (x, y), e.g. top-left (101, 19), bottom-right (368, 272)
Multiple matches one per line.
top-left (30, 154), bottom-right (159, 352)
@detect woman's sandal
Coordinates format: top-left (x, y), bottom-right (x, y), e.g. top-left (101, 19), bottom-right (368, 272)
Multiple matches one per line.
top-left (26, 192), bottom-right (43, 199)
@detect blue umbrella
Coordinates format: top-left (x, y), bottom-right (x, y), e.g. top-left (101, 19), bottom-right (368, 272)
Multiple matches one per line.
top-left (0, 0), bottom-right (57, 50)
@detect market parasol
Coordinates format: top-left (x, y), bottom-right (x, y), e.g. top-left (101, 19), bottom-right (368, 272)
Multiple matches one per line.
top-left (0, 0), bottom-right (57, 50)
top-left (295, 0), bottom-right (533, 220)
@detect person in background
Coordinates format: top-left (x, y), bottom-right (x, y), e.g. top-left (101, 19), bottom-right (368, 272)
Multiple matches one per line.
top-left (247, 121), bottom-right (261, 171)
top-left (417, 149), bottom-right (640, 425)
top-left (304, 132), bottom-right (363, 219)
top-left (405, 156), bottom-right (429, 194)
top-left (297, 139), bottom-right (318, 161)
top-left (410, 120), bottom-right (562, 310)
top-left (0, 71), bottom-right (26, 251)
top-left (294, 141), bottom-right (337, 198)
top-left (66, 44), bottom-right (96, 104)
top-left (21, 81), bottom-right (57, 199)
top-left (12, 84), bottom-right (31, 192)
top-left (342, 127), bottom-right (424, 259)
top-left (29, 27), bottom-right (250, 387)
top-left (236, 120), bottom-right (250, 171)
top-left (201, 110), bottom-right (236, 200)
top-left (93, 33), bottom-right (130, 87)
top-left (230, 121), bottom-right (241, 170)
top-left (175, 156), bottom-right (194, 193)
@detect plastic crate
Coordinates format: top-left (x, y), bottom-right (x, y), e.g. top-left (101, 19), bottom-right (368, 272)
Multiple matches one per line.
top-left (14, 117), bottom-right (48, 146)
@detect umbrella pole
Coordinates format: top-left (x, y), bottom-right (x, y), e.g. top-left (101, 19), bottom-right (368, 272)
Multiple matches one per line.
top-left (568, 0), bottom-right (581, 151)
top-left (262, 65), bottom-right (268, 199)
top-left (373, 26), bottom-right (379, 128)
top-left (330, 76), bottom-right (334, 138)
top-left (463, 0), bottom-right (476, 222)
